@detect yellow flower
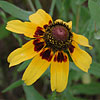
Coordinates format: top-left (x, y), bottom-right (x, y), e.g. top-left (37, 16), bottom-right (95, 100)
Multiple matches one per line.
top-left (6, 9), bottom-right (92, 92)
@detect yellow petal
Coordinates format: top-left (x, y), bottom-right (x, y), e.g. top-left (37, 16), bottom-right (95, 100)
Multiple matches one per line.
top-left (29, 9), bottom-right (53, 27)
top-left (72, 32), bottom-right (92, 48)
top-left (8, 38), bottom-right (45, 67)
top-left (69, 41), bottom-right (92, 72)
top-left (6, 20), bottom-right (40, 38)
top-left (22, 48), bottom-right (53, 85)
top-left (50, 51), bottom-right (69, 92)
top-left (55, 19), bottom-right (72, 29)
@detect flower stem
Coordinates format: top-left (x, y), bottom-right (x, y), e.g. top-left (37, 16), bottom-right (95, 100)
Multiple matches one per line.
top-left (76, 5), bottom-right (80, 33)
top-left (27, 0), bottom-right (35, 12)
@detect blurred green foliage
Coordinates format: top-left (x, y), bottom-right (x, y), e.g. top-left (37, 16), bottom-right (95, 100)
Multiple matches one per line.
top-left (0, 0), bottom-right (100, 100)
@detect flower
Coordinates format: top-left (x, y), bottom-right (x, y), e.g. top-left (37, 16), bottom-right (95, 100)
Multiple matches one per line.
top-left (6, 9), bottom-right (92, 92)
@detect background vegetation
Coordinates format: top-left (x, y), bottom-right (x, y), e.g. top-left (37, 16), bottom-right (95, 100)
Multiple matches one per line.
top-left (0, 0), bottom-right (100, 100)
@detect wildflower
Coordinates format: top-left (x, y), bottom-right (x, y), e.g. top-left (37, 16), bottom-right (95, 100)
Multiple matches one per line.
top-left (6, 9), bottom-right (92, 92)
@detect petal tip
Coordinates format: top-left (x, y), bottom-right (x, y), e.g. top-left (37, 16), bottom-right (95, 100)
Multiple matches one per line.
top-left (56, 88), bottom-right (65, 92)
top-left (89, 46), bottom-right (93, 50)
top-left (6, 26), bottom-right (8, 30)
top-left (85, 70), bottom-right (88, 73)
top-left (51, 87), bottom-right (55, 92)
top-left (82, 68), bottom-right (89, 73)
top-left (68, 21), bottom-right (72, 25)
top-left (6, 23), bottom-right (11, 31)
top-left (9, 64), bottom-right (13, 68)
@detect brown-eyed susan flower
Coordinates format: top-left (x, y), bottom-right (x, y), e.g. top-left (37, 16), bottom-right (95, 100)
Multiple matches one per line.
top-left (6, 9), bottom-right (92, 92)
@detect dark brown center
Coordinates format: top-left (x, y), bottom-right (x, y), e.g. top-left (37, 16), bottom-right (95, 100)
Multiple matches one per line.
top-left (51, 25), bottom-right (68, 41)
top-left (44, 22), bottom-right (73, 51)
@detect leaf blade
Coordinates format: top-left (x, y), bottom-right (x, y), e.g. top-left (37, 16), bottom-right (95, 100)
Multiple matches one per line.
top-left (2, 80), bottom-right (23, 93)
top-left (71, 83), bottom-right (100, 95)
top-left (0, 1), bottom-right (33, 20)
top-left (88, 0), bottom-right (100, 26)
top-left (17, 60), bottom-right (31, 72)
top-left (23, 85), bottom-right (45, 100)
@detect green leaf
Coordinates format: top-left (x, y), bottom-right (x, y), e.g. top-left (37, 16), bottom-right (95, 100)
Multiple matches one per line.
top-left (0, 24), bottom-right (10, 39)
top-left (49, 0), bottom-right (56, 17)
top-left (79, 6), bottom-right (90, 33)
top-left (71, 83), bottom-right (100, 95)
top-left (17, 60), bottom-right (31, 72)
top-left (71, 0), bottom-right (87, 15)
top-left (84, 18), bottom-right (95, 39)
top-left (55, 0), bottom-right (67, 20)
top-left (88, 0), bottom-right (100, 27)
top-left (0, 16), bottom-right (16, 39)
top-left (35, 0), bottom-right (42, 9)
top-left (0, 10), bottom-right (7, 23)
top-left (0, 1), bottom-right (33, 21)
top-left (55, 0), bottom-right (62, 15)
top-left (2, 80), bottom-right (23, 93)
top-left (23, 85), bottom-right (45, 100)
top-left (70, 0), bottom-right (77, 15)
top-left (63, 0), bottom-right (71, 20)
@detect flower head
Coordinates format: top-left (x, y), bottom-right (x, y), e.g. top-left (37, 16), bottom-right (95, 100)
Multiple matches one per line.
top-left (6, 9), bottom-right (92, 92)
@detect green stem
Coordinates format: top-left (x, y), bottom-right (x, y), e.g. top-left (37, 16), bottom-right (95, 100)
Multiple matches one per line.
top-left (76, 5), bottom-right (80, 33)
top-left (27, 0), bottom-right (35, 12)
top-left (49, 0), bottom-right (56, 17)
